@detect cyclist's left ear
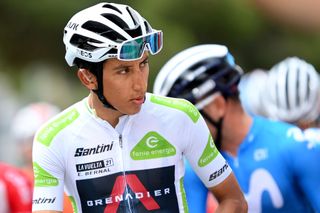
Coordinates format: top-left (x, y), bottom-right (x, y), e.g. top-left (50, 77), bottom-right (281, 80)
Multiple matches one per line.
top-left (77, 68), bottom-right (97, 90)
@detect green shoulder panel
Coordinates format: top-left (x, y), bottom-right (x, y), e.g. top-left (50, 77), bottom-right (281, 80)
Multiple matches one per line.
top-left (150, 94), bottom-right (200, 123)
top-left (36, 108), bottom-right (80, 147)
top-left (198, 134), bottom-right (219, 167)
top-left (33, 162), bottom-right (59, 187)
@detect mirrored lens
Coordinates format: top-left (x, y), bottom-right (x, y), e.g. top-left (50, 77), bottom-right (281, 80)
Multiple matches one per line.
top-left (118, 31), bottom-right (163, 60)
top-left (145, 31), bottom-right (162, 55)
top-left (119, 38), bottom-right (144, 60)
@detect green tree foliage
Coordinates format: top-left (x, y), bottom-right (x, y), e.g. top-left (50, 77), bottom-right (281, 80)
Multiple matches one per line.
top-left (1, 0), bottom-right (320, 86)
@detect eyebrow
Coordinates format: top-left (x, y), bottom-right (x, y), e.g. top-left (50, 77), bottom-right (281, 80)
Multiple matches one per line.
top-left (113, 56), bottom-right (149, 71)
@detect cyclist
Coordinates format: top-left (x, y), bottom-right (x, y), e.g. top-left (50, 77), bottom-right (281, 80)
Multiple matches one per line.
top-left (240, 57), bottom-right (320, 129)
top-left (153, 44), bottom-right (320, 212)
top-left (0, 162), bottom-right (33, 213)
top-left (12, 102), bottom-right (60, 175)
top-left (12, 102), bottom-right (74, 213)
top-left (32, 3), bottom-right (247, 213)
top-left (240, 57), bottom-right (320, 148)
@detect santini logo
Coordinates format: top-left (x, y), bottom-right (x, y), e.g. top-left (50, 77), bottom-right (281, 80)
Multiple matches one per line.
top-left (74, 142), bottom-right (113, 157)
top-left (33, 197), bottom-right (56, 204)
top-left (209, 162), bottom-right (229, 181)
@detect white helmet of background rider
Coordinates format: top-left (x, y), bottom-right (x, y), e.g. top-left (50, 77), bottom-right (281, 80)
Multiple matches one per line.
top-left (263, 57), bottom-right (320, 123)
top-left (11, 102), bottom-right (60, 142)
top-left (153, 44), bottom-right (242, 110)
top-left (63, 2), bottom-right (160, 66)
top-left (238, 69), bottom-right (269, 116)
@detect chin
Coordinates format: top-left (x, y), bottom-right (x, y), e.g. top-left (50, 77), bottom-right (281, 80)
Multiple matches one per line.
top-left (124, 106), bottom-right (142, 115)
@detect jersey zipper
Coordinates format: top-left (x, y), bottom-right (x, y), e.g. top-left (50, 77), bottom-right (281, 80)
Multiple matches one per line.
top-left (119, 134), bottom-right (123, 148)
top-left (119, 134), bottom-right (134, 212)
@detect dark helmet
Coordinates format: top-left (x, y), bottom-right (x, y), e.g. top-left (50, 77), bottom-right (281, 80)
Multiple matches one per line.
top-left (153, 44), bottom-right (242, 109)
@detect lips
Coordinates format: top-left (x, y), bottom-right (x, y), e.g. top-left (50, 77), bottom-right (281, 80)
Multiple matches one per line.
top-left (131, 96), bottom-right (145, 105)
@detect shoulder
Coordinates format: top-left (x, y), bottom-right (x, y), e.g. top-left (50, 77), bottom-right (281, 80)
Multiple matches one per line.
top-left (144, 93), bottom-right (201, 124)
top-left (252, 116), bottom-right (305, 144)
top-left (34, 100), bottom-right (86, 148)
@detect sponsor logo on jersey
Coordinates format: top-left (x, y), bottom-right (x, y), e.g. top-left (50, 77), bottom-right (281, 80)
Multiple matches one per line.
top-left (76, 158), bottom-right (114, 176)
top-left (32, 196), bottom-right (56, 204)
top-left (150, 94), bottom-right (200, 123)
top-left (209, 161), bottom-right (229, 181)
top-left (33, 162), bottom-right (59, 187)
top-left (198, 134), bottom-right (219, 167)
top-left (74, 142), bottom-right (114, 157)
top-left (76, 166), bottom-right (179, 212)
top-left (245, 169), bottom-right (283, 212)
top-left (130, 131), bottom-right (176, 160)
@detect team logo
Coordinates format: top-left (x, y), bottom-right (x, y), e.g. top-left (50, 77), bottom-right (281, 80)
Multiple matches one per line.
top-left (76, 166), bottom-right (179, 212)
top-left (130, 132), bottom-right (176, 160)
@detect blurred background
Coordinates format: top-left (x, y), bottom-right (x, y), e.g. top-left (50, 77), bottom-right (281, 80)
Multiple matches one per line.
top-left (1, 0), bottom-right (320, 164)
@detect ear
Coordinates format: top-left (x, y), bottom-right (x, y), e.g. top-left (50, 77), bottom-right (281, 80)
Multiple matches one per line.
top-left (203, 95), bottom-right (227, 119)
top-left (77, 69), bottom-right (97, 90)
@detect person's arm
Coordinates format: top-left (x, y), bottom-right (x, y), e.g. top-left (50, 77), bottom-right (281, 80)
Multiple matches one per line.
top-left (32, 129), bottom-right (66, 212)
top-left (209, 173), bottom-right (247, 212)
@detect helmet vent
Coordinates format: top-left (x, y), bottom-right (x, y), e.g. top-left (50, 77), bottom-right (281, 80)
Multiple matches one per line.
top-left (126, 7), bottom-right (138, 26)
top-left (285, 68), bottom-right (290, 110)
top-left (83, 20), bottom-right (126, 42)
top-left (70, 34), bottom-right (101, 51)
top-left (101, 13), bottom-right (130, 30)
top-left (144, 21), bottom-right (152, 33)
top-left (296, 69), bottom-right (300, 106)
top-left (102, 4), bottom-right (122, 14)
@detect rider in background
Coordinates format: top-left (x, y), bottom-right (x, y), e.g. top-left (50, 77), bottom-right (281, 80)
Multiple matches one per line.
top-left (11, 102), bottom-right (60, 176)
top-left (153, 44), bottom-right (320, 212)
top-left (240, 57), bottom-right (320, 148)
top-left (0, 162), bottom-right (33, 213)
top-left (11, 102), bottom-right (73, 213)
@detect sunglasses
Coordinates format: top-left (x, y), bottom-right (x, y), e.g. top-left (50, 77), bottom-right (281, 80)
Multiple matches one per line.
top-left (117, 31), bottom-right (163, 61)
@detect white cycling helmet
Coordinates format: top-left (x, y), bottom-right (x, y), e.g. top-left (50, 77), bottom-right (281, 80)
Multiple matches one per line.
top-left (153, 44), bottom-right (242, 109)
top-left (263, 57), bottom-right (320, 123)
top-left (63, 2), bottom-right (155, 66)
top-left (11, 102), bottom-right (60, 141)
top-left (238, 69), bottom-right (269, 116)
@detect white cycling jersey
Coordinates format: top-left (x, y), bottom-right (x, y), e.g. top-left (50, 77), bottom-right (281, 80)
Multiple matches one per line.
top-left (32, 93), bottom-right (231, 213)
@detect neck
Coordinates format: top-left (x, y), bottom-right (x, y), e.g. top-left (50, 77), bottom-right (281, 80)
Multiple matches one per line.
top-left (220, 101), bottom-right (252, 157)
top-left (88, 93), bottom-right (123, 127)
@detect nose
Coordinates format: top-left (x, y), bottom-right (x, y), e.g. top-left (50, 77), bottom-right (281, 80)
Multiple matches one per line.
top-left (132, 69), bottom-right (147, 92)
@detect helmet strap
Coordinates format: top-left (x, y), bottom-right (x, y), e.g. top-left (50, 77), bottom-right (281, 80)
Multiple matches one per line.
top-left (91, 64), bottom-right (117, 110)
top-left (200, 110), bottom-right (223, 150)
